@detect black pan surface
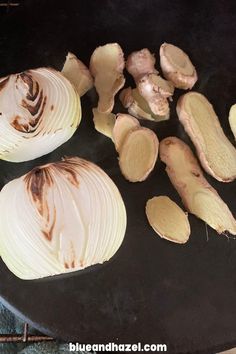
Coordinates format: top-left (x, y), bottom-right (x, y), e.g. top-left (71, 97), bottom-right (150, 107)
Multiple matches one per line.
top-left (0, 1), bottom-right (236, 353)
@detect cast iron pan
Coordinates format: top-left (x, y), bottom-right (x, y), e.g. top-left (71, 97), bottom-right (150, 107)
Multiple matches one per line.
top-left (0, 0), bottom-right (236, 352)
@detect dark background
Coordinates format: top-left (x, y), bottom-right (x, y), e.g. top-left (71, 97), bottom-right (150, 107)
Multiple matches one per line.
top-left (0, 1), bottom-right (236, 353)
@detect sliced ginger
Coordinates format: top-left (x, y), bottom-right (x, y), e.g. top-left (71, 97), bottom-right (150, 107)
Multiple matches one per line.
top-left (90, 43), bottom-right (125, 113)
top-left (119, 127), bottom-right (159, 182)
top-left (112, 113), bottom-right (140, 152)
top-left (160, 137), bottom-right (236, 235)
top-left (229, 104), bottom-right (236, 139)
top-left (93, 109), bottom-right (116, 139)
top-left (126, 48), bottom-right (174, 118)
top-left (143, 73), bottom-right (174, 98)
top-left (146, 196), bottom-right (190, 244)
top-left (177, 92), bottom-right (236, 182)
top-left (138, 74), bottom-right (170, 117)
top-left (126, 48), bottom-right (157, 82)
top-left (61, 52), bottom-right (93, 96)
top-left (160, 43), bottom-right (197, 89)
top-left (120, 87), bottom-right (170, 122)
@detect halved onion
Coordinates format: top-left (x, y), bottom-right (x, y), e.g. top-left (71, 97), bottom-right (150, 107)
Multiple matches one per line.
top-left (229, 104), bottom-right (236, 139)
top-left (0, 157), bottom-right (127, 279)
top-left (0, 68), bottom-right (81, 162)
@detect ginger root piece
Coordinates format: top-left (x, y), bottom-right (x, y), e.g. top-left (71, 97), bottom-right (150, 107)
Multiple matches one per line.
top-left (160, 43), bottom-right (197, 89)
top-left (146, 196), bottom-right (190, 244)
top-left (138, 74), bottom-right (170, 116)
top-left (90, 43), bottom-right (125, 113)
top-left (177, 92), bottom-right (236, 182)
top-left (126, 48), bottom-right (157, 82)
top-left (126, 49), bottom-right (173, 118)
top-left (119, 127), bottom-right (159, 182)
top-left (229, 104), bottom-right (236, 139)
top-left (113, 113), bottom-right (140, 152)
top-left (119, 87), bottom-right (169, 122)
top-left (145, 73), bottom-right (174, 98)
top-left (61, 52), bottom-right (93, 96)
top-left (160, 137), bottom-right (236, 235)
top-left (93, 108), bottom-right (116, 139)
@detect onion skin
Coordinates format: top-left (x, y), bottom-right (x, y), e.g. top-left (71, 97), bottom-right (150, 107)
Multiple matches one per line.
top-left (0, 157), bottom-right (127, 280)
top-left (0, 68), bottom-right (81, 162)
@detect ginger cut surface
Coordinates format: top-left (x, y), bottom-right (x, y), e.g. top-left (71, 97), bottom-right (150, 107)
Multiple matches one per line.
top-left (119, 127), bottom-right (159, 182)
top-left (146, 196), bottom-right (190, 244)
top-left (177, 92), bottom-right (236, 182)
top-left (113, 113), bottom-right (140, 152)
top-left (160, 43), bottom-right (197, 89)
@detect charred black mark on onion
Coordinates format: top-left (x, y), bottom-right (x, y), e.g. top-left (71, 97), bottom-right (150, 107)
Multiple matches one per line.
top-left (64, 260), bottom-right (75, 269)
top-left (50, 104), bottom-right (54, 111)
top-left (22, 90), bottom-right (44, 116)
top-left (27, 81), bottom-right (40, 101)
top-left (42, 207), bottom-right (56, 242)
top-left (25, 167), bottom-right (53, 209)
top-left (9, 72), bottom-right (48, 133)
top-left (20, 72), bottom-right (41, 101)
top-left (12, 87), bottom-right (47, 133)
top-left (19, 72), bottom-right (34, 96)
top-left (25, 168), bottom-right (57, 241)
top-left (0, 77), bottom-right (9, 92)
top-left (64, 262), bottom-right (69, 269)
top-left (11, 115), bottom-right (31, 132)
top-left (55, 163), bottom-right (79, 187)
top-left (35, 95), bottom-right (47, 122)
top-left (17, 72), bottom-right (40, 101)
top-left (25, 167), bottom-right (53, 193)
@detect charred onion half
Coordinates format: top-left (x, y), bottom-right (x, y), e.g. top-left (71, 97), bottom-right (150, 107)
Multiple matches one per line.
top-left (0, 68), bottom-right (81, 162)
top-left (0, 157), bottom-right (127, 279)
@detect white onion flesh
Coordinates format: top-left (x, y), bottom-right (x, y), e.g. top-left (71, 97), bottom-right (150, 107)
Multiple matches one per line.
top-left (0, 68), bottom-right (81, 162)
top-left (0, 157), bottom-right (127, 279)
